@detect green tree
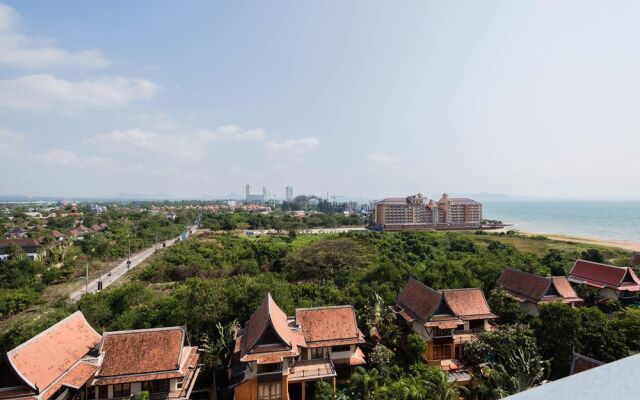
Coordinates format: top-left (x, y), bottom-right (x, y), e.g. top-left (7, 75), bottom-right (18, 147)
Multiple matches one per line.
top-left (488, 289), bottom-right (529, 324)
top-left (404, 333), bottom-right (426, 365)
top-left (541, 249), bottom-right (568, 276)
top-left (536, 303), bottom-right (580, 379)
top-left (581, 249), bottom-right (605, 263)
top-left (350, 367), bottom-right (380, 400)
top-left (612, 308), bottom-right (640, 351)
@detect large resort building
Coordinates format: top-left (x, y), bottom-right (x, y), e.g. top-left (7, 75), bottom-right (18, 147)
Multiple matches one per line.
top-left (496, 268), bottom-right (583, 316)
top-left (0, 312), bottom-right (200, 400)
top-left (374, 193), bottom-right (482, 231)
top-left (230, 294), bottom-right (365, 400)
top-left (391, 278), bottom-right (497, 383)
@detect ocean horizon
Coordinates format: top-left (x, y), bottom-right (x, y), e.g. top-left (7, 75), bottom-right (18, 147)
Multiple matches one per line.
top-left (483, 201), bottom-right (640, 243)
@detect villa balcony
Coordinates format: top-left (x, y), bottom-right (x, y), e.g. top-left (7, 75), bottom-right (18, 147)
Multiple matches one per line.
top-left (288, 359), bottom-right (336, 382)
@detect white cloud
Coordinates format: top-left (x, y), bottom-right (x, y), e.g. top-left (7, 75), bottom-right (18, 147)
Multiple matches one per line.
top-left (267, 137), bottom-right (320, 155)
top-left (32, 150), bottom-right (117, 170)
top-left (132, 113), bottom-right (180, 131)
top-left (0, 4), bottom-right (109, 67)
top-left (0, 127), bottom-right (23, 153)
top-left (0, 74), bottom-right (159, 112)
top-left (199, 124), bottom-right (266, 142)
top-left (86, 128), bottom-right (202, 161)
top-left (365, 152), bottom-right (395, 165)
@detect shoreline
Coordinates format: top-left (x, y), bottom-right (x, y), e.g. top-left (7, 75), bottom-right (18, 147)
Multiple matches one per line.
top-left (515, 231), bottom-right (640, 252)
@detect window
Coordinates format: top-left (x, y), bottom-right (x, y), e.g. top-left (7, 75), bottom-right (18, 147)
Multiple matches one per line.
top-left (432, 344), bottom-right (452, 360)
top-left (87, 386), bottom-right (96, 400)
top-left (152, 380), bottom-right (170, 394)
top-left (258, 382), bottom-right (282, 400)
top-left (98, 386), bottom-right (108, 399)
top-left (142, 380), bottom-right (170, 394)
top-left (177, 378), bottom-right (184, 389)
top-left (257, 363), bottom-right (282, 374)
top-left (310, 347), bottom-right (324, 359)
top-left (113, 383), bottom-right (131, 397)
top-left (331, 345), bottom-right (351, 353)
top-left (432, 328), bottom-right (453, 337)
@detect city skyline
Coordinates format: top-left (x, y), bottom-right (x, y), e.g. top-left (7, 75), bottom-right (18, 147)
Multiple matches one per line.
top-left (2, 1), bottom-right (640, 200)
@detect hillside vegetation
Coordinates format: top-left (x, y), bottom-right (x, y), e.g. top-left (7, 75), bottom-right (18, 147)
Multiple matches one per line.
top-left (1, 230), bottom-right (637, 399)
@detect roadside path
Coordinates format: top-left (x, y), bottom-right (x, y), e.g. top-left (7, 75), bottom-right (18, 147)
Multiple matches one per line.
top-left (70, 228), bottom-right (196, 301)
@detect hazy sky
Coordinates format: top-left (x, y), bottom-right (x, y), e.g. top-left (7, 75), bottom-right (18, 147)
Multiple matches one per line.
top-left (1, 1), bottom-right (639, 200)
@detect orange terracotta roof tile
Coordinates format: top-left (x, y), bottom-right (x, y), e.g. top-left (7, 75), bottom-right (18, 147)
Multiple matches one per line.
top-left (244, 293), bottom-right (293, 353)
top-left (97, 327), bottom-right (184, 377)
top-left (92, 371), bottom-right (182, 386)
top-left (441, 288), bottom-right (496, 319)
top-left (295, 306), bottom-right (365, 346)
top-left (498, 268), bottom-right (583, 304)
top-left (332, 347), bottom-right (366, 366)
top-left (396, 278), bottom-right (442, 323)
top-left (569, 260), bottom-right (640, 290)
top-left (396, 278), bottom-right (496, 326)
top-left (40, 362), bottom-right (99, 400)
top-left (7, 311), bottom-right (101, 392)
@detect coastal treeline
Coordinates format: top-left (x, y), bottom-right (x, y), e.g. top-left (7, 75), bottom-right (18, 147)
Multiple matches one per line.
top-left (1, 231), bottom-right (638, 399)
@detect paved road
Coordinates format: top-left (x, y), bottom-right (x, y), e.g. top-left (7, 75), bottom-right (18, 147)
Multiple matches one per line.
top-left (70, 228), bottom-right (196, 301)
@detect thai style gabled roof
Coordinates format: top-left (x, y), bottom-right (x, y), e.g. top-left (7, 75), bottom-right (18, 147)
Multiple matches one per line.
top-left (394, 278), bottom-right (496, 329)
top-left (6, 311), bottom-right (101, 394)
top-left (245, 293), bottom-right (293, 352)
top-left (568, 260), bottom-right (640, 291)
top-left (497, 267), bottom-right (583, 304)
top-left (295, 306), bottom-right (365, 348)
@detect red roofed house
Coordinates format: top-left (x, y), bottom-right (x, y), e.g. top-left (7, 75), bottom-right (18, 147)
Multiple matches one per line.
top-left (496, 268), bottom-right (583, 316)
top-left (0, 312), bottom-right (200, 400)
top-left (91, 327), bottom-right (200, 400)
top-left (230, 294), bottom-right (365, 400)
top-left (391, 278), bottom-right (497, 383)
top-left (0, 311), bottom-right (101, 400)
top-left (568, 259), bottom-right (640, 301)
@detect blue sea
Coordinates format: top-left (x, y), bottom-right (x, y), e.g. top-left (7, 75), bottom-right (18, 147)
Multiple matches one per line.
top-left (483, 201), bottom-right (640, 242)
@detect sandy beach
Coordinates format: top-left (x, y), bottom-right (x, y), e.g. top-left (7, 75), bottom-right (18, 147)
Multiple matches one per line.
top-left (483, 226), bottom-right (640, 252)
top-left (521, 232), bottom-right (640, 252)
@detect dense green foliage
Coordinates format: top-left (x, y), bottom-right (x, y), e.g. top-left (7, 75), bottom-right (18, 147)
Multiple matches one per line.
top-left (199, 209), bottom-right (365, 231)
top-left (1, 229), bottom-right (637, 399)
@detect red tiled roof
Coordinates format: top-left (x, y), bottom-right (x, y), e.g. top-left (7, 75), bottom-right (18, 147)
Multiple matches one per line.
top-left (570, 353), bottom-right (604, 375)
top-left (244, 293), bottom-right (293, 353)
top-left (396, 278), bottom-right (496, 326)
top-left (0, 238), bottom-right (38, 250)
top-left (50, 230), bottom-right (65, 239)
top-left (441, 288), bottom-right (496, 319)
top-left (497, 268), bottom-right (582, 304)
top-left (40, 362), bottom-right (99, 400)
top-left (295, 306), bottom-right (365, 348)
top-left (333, 347), bottom-right (366, 366)
top-left (92, 371), bottom-right (182, 386)
top-left (569, 260), bottom-right (640, 290)
top-left (396, 278), bottom-right (443, 323)
top-left (97, 327), bottom-right (185, 377)
top-left (7, 312), bottom-right (101, 393)
top-left (496, 268), bottom-right (550, 301)
top-left (551, 277), bottom-right (582, 302)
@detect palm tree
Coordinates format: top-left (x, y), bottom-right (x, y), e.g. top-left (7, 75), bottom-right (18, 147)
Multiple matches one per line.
top-left (401, 375), bottom-right (430, 400)
top-left (423, 369), bottom-right (467, 400)
top-left (479, 347), bottom-right (548, 398)
top-left (350, 367), bottom-right (380, 400)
